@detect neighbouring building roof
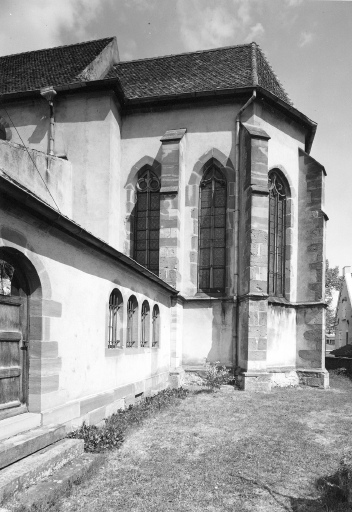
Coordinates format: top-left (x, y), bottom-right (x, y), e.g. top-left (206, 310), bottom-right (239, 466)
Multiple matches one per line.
top-left (107, 43), bottom-right (292, 105)
top-left (0, 38), bottom-right (292, 106)
top-left (0, 37), bottom-right (115, 95)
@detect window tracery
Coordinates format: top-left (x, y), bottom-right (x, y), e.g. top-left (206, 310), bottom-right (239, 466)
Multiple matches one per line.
top-left (134, 168), bottom-right (160, 276)
top-left (268, 171), bottom-right (287, 297)
top-left (198, 166), bottom-right (226, 292)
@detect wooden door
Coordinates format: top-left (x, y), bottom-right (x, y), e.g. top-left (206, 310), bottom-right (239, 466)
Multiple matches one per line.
top-left (0, 259), bottom-right (29, 419)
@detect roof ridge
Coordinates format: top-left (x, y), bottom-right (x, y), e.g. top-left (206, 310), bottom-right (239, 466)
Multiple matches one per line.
top-left (0, 36), bottom-right (114, 60)
top-left (251, 42), bottom-right (258, 87)
top-left (255, 44), bottom-right (293, 106)
top-left (116, 42), bottom-right (253, 65)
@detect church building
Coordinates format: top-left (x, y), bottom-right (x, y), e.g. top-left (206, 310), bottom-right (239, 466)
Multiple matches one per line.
top-left (0, 37), bottom-right (328, 431)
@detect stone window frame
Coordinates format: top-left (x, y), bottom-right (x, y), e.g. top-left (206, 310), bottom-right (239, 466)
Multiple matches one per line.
top-left (107, 288), bottom-right (123, 349)
top-left (268, 167), bottom-right (294, 302)
top-left (187, 150), bottom-right (235, 297)
top-left (125, 157), bottom-right (161, 259)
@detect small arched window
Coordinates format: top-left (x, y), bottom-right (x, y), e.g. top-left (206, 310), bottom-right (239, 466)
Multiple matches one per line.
top-left (198, 166), bottom-right (226, 292)
top-left (127, 295), bottom-right (138, 347)
top-left (141, 301), bottom-right (150, 347)
top-left (268, 170), bottom-right (288, 297)
top-left (152, 305), bottom-right (160, 348)
top-left (108, 289), bottom-right (123, 349)
top-left (134, 168), bottom-right (160, 276)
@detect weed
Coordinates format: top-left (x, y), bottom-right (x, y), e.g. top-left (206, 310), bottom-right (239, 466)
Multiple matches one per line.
top-left (202, 361), bottom-right (232, 391)
top-left (68, 387), bottom-right (188, 453)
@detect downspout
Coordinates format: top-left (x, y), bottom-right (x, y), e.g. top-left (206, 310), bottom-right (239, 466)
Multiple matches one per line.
top-left (40, 86), bottom-right (57, 156)
top-left (233, 89), bottom-right (257, 370)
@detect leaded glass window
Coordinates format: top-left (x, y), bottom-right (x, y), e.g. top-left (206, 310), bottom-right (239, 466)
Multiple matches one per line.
top-left (134, 169), bottom-right (160, 275)
top-left (268, 171), bottom-right (287, 297)
top-left (198, 166), bottom-right (226, 292)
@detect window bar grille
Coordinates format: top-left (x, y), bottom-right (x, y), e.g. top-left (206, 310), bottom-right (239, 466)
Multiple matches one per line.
top-left (108, 292), bottom-right (120, 349)
top-left (127, 298), bottom-right (136, 347)
top-left (140, 302), bottom-right (149, 348)
top-left (152, 306), bottom-right (159, 347)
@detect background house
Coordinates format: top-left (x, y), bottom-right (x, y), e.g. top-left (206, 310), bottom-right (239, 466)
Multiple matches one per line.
top-left (0, 36), bottom-right (328, 432)
top-left (334, 266), bottom-right (352, 351)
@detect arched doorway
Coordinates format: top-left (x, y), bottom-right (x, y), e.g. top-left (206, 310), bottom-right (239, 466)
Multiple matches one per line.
top-left (0, 248), bottom-right (38, 419)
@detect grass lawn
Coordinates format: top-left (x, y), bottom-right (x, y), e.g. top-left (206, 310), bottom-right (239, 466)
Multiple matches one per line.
top-left (57, 372), bottom-right (352, 512)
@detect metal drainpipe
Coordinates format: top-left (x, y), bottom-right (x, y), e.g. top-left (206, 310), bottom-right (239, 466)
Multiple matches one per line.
top-left (233, 89), bottom-right (257, 370)
top-left (40, 87), bottom-right (57, 156)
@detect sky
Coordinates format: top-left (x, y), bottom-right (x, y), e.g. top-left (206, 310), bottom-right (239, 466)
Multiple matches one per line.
top-left (0, 0), bottom-right (351, 273)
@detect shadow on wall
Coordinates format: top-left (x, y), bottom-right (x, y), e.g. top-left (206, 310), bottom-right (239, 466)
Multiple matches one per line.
top-left (183, 300), bottom-right (233, 367)
top-left (28, 118), bottom-right (48, 146)
top-left (122, 103), bottom-right (241, 139)
top-left (0, 223), bottom-right (167, 307)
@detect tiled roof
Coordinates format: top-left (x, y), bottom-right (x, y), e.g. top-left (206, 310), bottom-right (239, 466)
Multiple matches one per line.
top-left (0, 38), bottom-right (114, 95)
top-left (108, 43), bottom-right (292, 105)
top-left (0, 38), bottom-right (292, 106)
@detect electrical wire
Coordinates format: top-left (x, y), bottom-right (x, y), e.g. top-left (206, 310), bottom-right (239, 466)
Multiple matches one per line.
top-left (0, 101), bottom-right (61, 213)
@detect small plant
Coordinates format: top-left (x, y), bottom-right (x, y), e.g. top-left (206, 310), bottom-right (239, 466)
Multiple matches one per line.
top-left (202, 361), bottom-right (232, 391)
top-left (333, 367), bottom-right (348, 376)
top-left (68, 387), bottom-right (188, 452)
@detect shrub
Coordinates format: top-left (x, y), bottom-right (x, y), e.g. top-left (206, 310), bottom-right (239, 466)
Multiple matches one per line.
top-left (202, 361), bottom-right (232, 391)
top-left (68, 387), bottom-right (188, 453)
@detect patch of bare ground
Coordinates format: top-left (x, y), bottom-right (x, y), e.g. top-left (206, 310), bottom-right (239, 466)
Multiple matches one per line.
top-left (57, 373), bottom-right (352, 511)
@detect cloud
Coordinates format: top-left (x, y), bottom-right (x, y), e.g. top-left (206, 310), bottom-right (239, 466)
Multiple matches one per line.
top-left (125, 0), bottom-right (157, 10)
top-left (120, 39), bottom-right (137, 61)
top-left (244, 22), bottom-right (265, 43)
top-left (299, 31), bottom-right (314, 47)
top-left (0, 0), bottom-right (111, 57)
top-left (177, 0), bottom-right (265, 52)
top-left (285, 0), bottom-right (304, 6)
top-left (177, 0), bottom-right (239, 51)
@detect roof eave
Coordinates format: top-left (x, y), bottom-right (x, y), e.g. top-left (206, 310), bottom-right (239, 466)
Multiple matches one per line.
top-left (0, 77), bottom-right (125, 104)
top-left (0, 81), bottom-right (317, 153)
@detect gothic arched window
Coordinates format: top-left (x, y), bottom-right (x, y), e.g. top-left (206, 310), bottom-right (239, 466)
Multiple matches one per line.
top-left (268, 170), bottom-right (288, 297)
top-left (134, 168), bottom-right (160, 276)
top-left (198, 166), bottom-right (226, 292)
